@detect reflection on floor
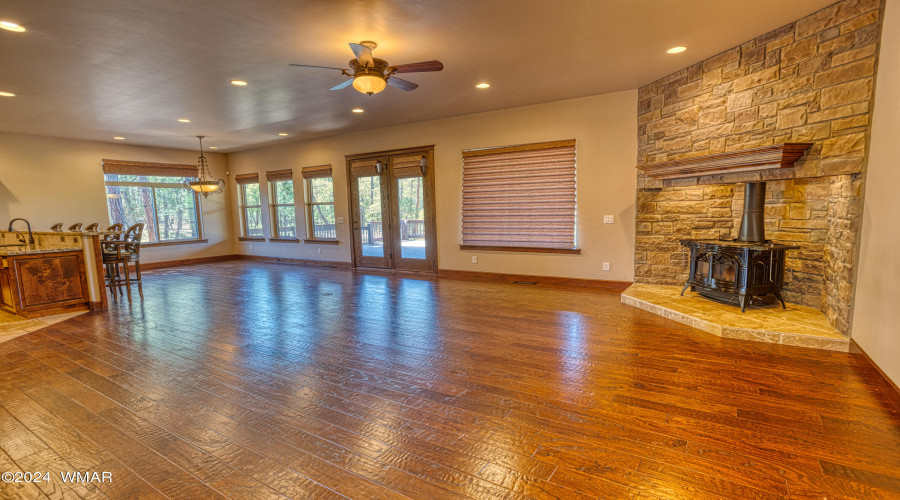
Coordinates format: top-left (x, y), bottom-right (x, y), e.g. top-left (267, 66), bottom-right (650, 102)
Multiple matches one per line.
top-left (362, 239), bottom-right (426, 258)
top-left (622, 283), bottom-right (849, 351)
top-left (0, 261), bottom-right (897, 499)
top-left (0, 309), bottom-right (88, 344)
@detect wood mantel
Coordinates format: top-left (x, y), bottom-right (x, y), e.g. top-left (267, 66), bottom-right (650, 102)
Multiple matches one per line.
top-left (637, 143), bottom-right (812, 180)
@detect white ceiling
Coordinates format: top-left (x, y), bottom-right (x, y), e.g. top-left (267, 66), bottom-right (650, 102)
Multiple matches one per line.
top-left (0, 0), bottom-right (835, 152)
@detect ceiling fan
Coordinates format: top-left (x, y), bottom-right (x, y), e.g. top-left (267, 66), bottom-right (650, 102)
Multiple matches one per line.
top-left (289, 41), bottom-right (443, 96)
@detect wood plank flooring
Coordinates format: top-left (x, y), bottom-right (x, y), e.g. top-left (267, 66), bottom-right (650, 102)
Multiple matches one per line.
top-left (1, 260), bottom-right (899, 499)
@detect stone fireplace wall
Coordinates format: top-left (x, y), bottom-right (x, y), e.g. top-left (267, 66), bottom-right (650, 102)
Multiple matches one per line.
top-left (634, 0), bottom-right (881, 335)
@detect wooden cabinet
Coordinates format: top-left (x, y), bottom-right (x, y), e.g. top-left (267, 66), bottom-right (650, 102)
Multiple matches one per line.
top-left (0, 251), bottom-right (90, 318)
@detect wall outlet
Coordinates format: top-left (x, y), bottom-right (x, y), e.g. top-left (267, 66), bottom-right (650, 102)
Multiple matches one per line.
top-left (318, 248), bottom-right (322, 254)
top-left (336, 217), bottom-right (344, 224)
top-left (249, 244), bottom-right (253, 250)
top-left (602, 262), bottom-right (610, 271)
top-left (471, 256), bottom-right (478, 264)
top-left (604, 215), bottom-right (614, 224)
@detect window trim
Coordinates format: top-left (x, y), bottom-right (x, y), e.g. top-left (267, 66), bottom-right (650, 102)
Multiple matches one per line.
top-left (238, 182), bottom-right (263, 238)
top-left (305, 176), bottom-right (337, 241)
top-left (103, 177), bottom-right (205, 243)
top-left (268, 179), bottom-right (298, 239)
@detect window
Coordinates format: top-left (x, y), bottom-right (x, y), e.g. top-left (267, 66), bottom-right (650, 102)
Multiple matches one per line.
top-left (266, 169), bottom-right (296, 238)
top-left (461, 140), bottom-right (577, 252)
top-left (102, 159), bottom-right (203, 243)
top-left (301, 165), bottom-right (336, 240)
top-left (235, 173), bottom-right (263, 237)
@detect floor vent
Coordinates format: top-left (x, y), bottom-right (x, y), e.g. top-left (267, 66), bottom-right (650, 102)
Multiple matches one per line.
top-left (513, 281), bottom-right (538, 285)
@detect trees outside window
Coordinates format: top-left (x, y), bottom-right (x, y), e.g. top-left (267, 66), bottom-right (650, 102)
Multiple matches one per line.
top-left (104, 174), bottom-right (201, 242)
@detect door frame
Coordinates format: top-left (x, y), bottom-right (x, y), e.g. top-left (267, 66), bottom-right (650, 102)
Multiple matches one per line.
top-left (345, 145), bottom-right (437, 273)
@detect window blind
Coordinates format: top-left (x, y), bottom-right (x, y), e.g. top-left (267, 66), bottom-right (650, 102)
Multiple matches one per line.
top-left (350, 159), bottom-right (380, 177)
top-left (234, 173), bottom-right (259, 185)
top-left (102, 159), bottom-right (196, 178)
top-left (461, 140), bottom-right (576, 249)
top-left (300, 165), bottom-right (332, 179)
top-left (393, 155), bottom-right (425, 179)
top-left (266, 169), bottom-right (293, 182)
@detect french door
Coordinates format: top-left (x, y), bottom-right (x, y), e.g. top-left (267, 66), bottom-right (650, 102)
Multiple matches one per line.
top-left (347, 146), bottom-right (436, 272)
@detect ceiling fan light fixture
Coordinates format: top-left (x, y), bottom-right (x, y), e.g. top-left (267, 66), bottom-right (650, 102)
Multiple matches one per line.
top-left (352, 73), bottom-right (387, 95)
top-left (0, 21), bottom-right (25, 32)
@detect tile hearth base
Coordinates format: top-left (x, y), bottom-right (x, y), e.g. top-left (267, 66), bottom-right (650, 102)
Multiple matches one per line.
top-left (621, 284), bottom-right (849, 351)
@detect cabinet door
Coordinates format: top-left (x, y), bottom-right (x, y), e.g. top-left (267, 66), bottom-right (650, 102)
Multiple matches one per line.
top-left (10, 252), bottom-right (89, 312)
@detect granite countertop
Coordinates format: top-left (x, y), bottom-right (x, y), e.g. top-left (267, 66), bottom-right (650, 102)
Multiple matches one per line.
top-left (0, 245), bottom-right (84, 256)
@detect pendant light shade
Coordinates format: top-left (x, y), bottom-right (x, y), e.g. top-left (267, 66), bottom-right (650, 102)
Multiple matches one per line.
top-left (184, 136), bottom-right (225, 197)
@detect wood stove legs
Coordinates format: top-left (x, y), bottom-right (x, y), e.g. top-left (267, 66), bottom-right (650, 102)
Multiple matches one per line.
top-left (774, 290), bottom-right (786, 309)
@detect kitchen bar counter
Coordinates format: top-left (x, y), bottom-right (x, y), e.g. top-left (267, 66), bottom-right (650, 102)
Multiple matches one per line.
top-left (0, 229), bottom-right (109, 318)
top-left (0, 245), bottom-right (84, 256)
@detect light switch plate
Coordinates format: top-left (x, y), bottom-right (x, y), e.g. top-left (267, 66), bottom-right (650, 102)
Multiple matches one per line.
top-left (336, 217), bottom-right (345, 223)
top-left (471, 256), bottom-right (478, 264)
top-left (604, 215), bottom-right (614, 224)
top-left (602, 262), bottom-right (610, 271)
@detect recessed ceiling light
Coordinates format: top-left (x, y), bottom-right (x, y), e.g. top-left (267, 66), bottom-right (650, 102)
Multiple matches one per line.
top-left (113, 136), bottom-right (125, 140)
top-left (278, 133), bottom-right (288, 136)
top-left (178, 118), bottom-right (191, 123)
top-left (667, 46), bottom-right (687, 54)
top-left (209, 146), bottom-right (218, 149)
top-left (0, 91), bottom-right (14, 97)
top-left (230, 80), bottom-right (248, 86)
top-left (476, 83), bottom-right (490, 89)
top-left (352, 108), bottom-right (364, 113)
top-left (0, 21), bottom-right (25, 32)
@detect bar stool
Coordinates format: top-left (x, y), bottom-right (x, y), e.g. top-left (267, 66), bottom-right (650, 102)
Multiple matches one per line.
top-left (84, 223), bottom-right (100, 232)
top-left (50, 223), bottom-right (63, 232)
top-left (102, 223), bottom-right (144, 302)
top-left (68, 223), bottom-right (83, 232)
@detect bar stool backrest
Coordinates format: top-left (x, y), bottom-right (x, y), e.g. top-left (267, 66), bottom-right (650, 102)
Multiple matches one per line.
top-left (104, 223), bottom-right (124, 241)
top-left (123, 223), bottom-right (144, 255)
top-left (84, 223), bottom-right (100, 232)
top-left (68, 223), bottom-right (83, 232)
top-left (50, 223), bottom-right (63, 232)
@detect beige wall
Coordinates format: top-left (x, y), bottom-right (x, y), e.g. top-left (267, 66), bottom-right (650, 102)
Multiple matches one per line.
top-left (851, 0), bottom-right (900, 385)
top-left (0, 132), bottom-right (233, 263)
top-left (227, 90), bottom-right (638, 281)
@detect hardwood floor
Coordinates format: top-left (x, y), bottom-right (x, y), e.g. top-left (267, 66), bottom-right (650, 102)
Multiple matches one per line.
top-left (1, 260), bottom-right (899, 499)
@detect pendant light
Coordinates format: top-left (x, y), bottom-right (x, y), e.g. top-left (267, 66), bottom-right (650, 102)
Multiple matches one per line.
top-left (184, 136), bottom-right (225, 197)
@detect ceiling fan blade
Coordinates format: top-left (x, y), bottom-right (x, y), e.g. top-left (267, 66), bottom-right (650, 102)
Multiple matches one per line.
top-left (329, 79), bottom-right (355, 90)
top-left (390, 60), bottom-right (444, 73)
top-left (349, 43), bottom-right (374, 67)
top-left (289, 63), bottom-right (346, 71)
top-left (387, 77), bottom-right (419, 92)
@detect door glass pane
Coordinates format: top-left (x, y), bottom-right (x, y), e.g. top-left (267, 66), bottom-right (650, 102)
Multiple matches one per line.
top-left (357, 176), bottom-right (384, 258)
top-left (398, 177), bottom-right (425, 260)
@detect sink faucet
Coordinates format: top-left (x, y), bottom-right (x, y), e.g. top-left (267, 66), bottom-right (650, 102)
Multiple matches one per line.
top-left (8, 218), bottom-right (34, 244)
top-left (10, 229), bottom-right (27, 244)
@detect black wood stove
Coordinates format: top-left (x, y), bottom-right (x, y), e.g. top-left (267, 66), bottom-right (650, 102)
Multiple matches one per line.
top-left (680, 182), bottom-right (798, 312)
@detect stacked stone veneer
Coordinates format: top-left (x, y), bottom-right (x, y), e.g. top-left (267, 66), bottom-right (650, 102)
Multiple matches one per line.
top-left (634, 0), bottom-right (881, 335)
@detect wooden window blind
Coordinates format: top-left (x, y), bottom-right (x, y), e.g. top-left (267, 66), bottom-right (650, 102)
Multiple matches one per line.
top-left (234, 173), bottom-right (259, 185)
top-left (461, 140), bottom-right (576, 250)
top-left (392, 155), bottom-right (425, 178)
top-left (300, 165), bottom-right (332, 179)
top-left (265, 169), bottom-right (293, 182)
top-left (102, 159), bottom-right (196, 178)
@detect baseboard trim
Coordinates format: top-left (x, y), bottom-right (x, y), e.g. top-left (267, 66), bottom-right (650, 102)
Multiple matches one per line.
top-left (849, 340), bottom-right (900, 414)
top-left (437, 269), bottom-right (632, 291)
top-left (141, 254), bottom-right (238, 270)
top-left (236, 254), bottom-right (352, 268)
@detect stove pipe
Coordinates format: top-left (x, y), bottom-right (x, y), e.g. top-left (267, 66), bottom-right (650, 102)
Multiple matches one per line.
top-left (737, 182), bottom-right (766, 243)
